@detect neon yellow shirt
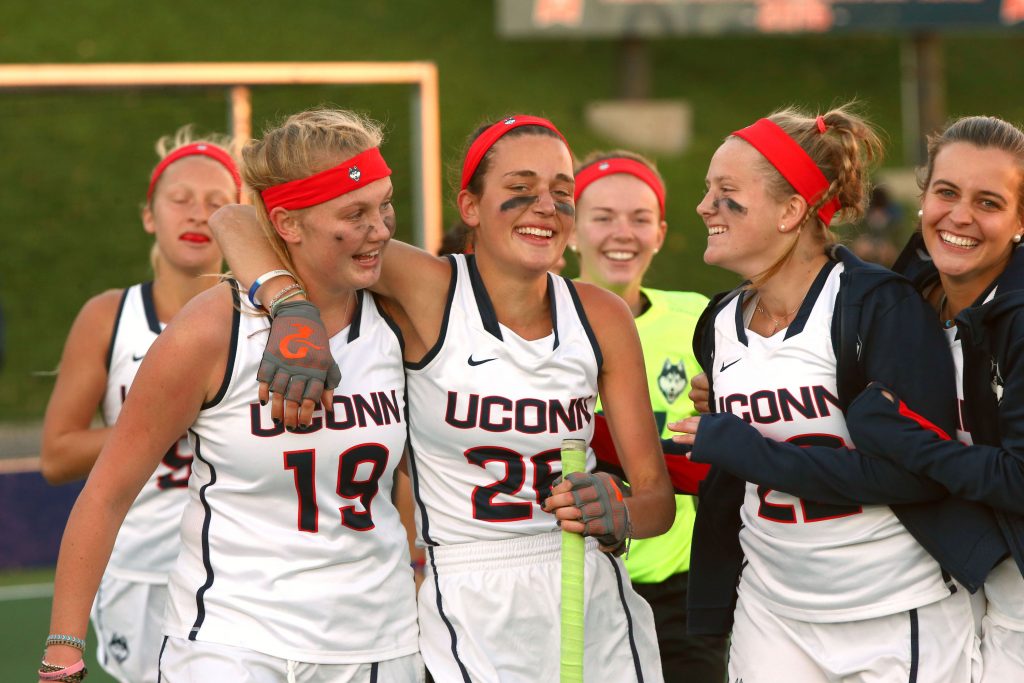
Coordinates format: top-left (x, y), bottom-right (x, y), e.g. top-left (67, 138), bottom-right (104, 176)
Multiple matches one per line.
top-left (596, 287), bottom-right (708, 583)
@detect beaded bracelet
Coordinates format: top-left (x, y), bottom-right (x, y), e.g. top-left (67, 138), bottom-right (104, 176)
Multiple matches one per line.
top-left (266, 283), bottom-right (305, 315)
top-left (247, 269), bottom-right (296, 309)
top-left (38, 658), bottom-right (87, 681)
top-left (269, 290), bottom-right (308, 319)
top-left (44, 634), bottom-right (86, 652)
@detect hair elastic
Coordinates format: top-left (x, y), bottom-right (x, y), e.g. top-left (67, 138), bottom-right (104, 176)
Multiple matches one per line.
top-left (460, 115), bottom-right (570, 191)
top-left (147, 142), bottom-right (241, 202)
top-left (732, 118), bottom-right (842, 226)
top-left (260, 147), bottom-right (391, 213)
top-left (574, 157), bottom-right (666, 215)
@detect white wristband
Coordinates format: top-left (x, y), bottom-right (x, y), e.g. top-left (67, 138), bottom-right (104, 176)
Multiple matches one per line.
top-left (247, 269), bottom-right (295, 309)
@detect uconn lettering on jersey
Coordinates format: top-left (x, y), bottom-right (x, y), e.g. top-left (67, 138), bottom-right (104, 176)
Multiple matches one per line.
top-left (444, 391), bottom-right (593, 434)
top-left (717, 385), bottom-right (841, 424)
top-left (250, 389), bottom-right (402, 436)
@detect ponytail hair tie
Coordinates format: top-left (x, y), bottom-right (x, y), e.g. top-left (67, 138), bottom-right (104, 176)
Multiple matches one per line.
top-left (815, 115), bottom-right (828, 134)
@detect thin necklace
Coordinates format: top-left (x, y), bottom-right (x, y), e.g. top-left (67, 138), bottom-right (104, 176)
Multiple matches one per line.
top-left (756, 300), bottom-right (800, 335)
top-left (939, 294), bottom-right (956, 329)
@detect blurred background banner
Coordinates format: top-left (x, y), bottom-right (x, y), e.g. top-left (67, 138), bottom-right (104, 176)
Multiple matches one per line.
top-left (497, 0), bottom-right (1024, 37)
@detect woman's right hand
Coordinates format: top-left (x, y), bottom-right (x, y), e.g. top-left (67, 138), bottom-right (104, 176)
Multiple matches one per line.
top-left (258, 300), bottom-right (341, 428)
top-left (689, 372), bottom-right (710, 413)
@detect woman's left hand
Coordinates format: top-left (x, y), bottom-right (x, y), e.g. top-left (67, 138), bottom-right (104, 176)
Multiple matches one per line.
top-left (667, 416), bottom-right (701, 450)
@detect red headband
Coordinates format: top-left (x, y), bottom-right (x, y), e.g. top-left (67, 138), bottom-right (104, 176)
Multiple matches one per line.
top-left (731, 118), bottom-right (842, 226)
top-left (147, 142), bottom-right (241, 202)
top-left (260, 148), bottom-right (392, 212)
top-left (460, 115), bottom-right (570, 191)
top-left (574, 157), bottom-right (666, 216)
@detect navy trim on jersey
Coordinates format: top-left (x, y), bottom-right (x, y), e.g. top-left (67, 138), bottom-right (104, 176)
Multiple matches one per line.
top-left (784, 259), bottom-right (839, 339)
top-left (347, 290), bottom-right (365, 343)
top-left (200, 284), bottom-right (240, 410)
top-left (156, 635), bottom-right (168, 683)
top-left (187, 431), bottom-right (216, 641)
top-left (466, 254), bottom-right (503, 340)
top-left (369, 661), bottom-right (378, 683)
top-left (374, 296), bottom-right (405, 354)
top-left (405, 255), bottom-right (458, 370)
top-left (564, 279), bottom-right (604, 372)
top-left (406, 439), bottom-right (434, 546)
top-left (105, 288), bottom-right (131, 372)
top-left (547, 273), bottom-right (560, 350)
top-left (606, 554), bottom-right (644, 682)
top-left (427, 545), bottom-right (472, 682)
top-left (731, 290), bottom-right (751, 347)
top-left (908, 608), bottom-right (920, 682)
top-left (141, 280), bottom-right (162, 334)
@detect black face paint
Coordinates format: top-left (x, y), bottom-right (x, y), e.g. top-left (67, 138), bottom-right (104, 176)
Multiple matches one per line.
top-left (500, 195), bottom-right (536, 212)
top-left (712, 196), bottom-right (748, 215)
top-left (383, 212), bottom-right (397, 236)
top-left (555, 201), bottom-right (575, 217)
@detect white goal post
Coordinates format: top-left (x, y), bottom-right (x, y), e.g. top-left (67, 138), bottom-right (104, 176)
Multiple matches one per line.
top-left (0, 61), bottom-right (443, 253)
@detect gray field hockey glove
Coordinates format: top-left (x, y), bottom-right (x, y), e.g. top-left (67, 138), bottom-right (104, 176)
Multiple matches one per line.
top-left (558, 471), bottom-right (633, 556)
top-left (257, 300), bottom-right (341, 406)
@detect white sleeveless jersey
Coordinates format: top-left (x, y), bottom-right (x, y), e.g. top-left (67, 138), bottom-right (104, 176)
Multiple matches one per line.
top-left (713, 262), bottom-right (951, 622)
top-left (163, 291), bottom-right (419, 664)
top-left (946, 292), bottom-right (1024, 627)
top-left (406, 255), bottom-right (599, 546)
top-left (102, 282), bottom-right (192, 581)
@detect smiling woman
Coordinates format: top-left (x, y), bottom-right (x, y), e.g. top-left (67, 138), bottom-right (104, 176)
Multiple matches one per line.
top-left (37, 127), bottom-right (240, 683)
top-left (211, 113), bottom-right (675, 682)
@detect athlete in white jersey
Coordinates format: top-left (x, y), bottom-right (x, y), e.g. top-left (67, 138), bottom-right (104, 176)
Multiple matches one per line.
top-left (848, 117), bottom-right (1024, 682)
top-left (672, 106), bottom-right (976, 682)
top-left (212, 114), bottom-right (675, 683)
top-left (40, 129), bottom-right (239, 683)
top-left (40, 110), bottom-right (422, 683)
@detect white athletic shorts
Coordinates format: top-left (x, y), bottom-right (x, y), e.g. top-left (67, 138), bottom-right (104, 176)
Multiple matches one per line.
top-left (418, 531), bottom-right (663, 683)
top-left (90, 573), bottom-right (168, 683)
top-left (728, 585), bottom-right (978, 683)
top-left (157, 636), bottom-right (424, 683)
top-left (978, 614), bottom-right (1024, 683)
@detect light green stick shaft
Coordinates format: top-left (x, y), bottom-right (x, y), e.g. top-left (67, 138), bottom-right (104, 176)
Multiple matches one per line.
top-left (560, 439), bottom-right (586, 683)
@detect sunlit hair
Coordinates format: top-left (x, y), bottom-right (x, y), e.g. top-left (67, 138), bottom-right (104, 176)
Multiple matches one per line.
top-left (457, 115), bottom-right (568, 199)
top-left (920, 115), bottom-right (1024, 223)
top-left (148, 124), bottom-right (237, 206)
top-left (735, 103), bottom-right (883, 289)
top-left (241, 108), bottom-right (385, 290)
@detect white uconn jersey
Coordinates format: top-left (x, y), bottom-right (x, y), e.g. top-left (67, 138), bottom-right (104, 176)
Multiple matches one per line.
top-left (406, 254), bottom-right (599, 546)
top-left (164, 290), bottom-right (418, 664)
top-left (103, 282), bottom-right (192, 581)
top-left (713, 262), bottom-right (950, 622)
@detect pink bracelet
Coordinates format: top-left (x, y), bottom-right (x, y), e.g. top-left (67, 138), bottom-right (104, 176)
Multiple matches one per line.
top-left (38, 659), bottom-right (86, 680)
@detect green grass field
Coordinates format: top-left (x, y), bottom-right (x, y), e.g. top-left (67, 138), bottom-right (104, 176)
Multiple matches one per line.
top-left (0, 568), bottom-right (117, 683)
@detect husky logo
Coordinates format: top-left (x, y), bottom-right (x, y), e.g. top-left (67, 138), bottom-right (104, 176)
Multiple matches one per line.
top-left (658, 359), bottom-right (688, 404)
top-left (348, 166), bottom-right (361, 182)
top-left (598, 161), bottom-right (610, 171)
top-left (108, 633), bottom-right (130, 663)
top-left (992, 358), bottom-right (1005, 404)
top-left (504, 117), bottom-right (516, 125)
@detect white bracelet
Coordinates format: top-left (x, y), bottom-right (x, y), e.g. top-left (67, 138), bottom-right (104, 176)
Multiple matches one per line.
top-left (247, 269), bottom-right (295, 309)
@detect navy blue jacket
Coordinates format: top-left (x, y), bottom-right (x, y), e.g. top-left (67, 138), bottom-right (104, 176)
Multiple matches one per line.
top-left (686, 246), bottom-right (1008, 636)
top-left (847, 233), bottom-right (1024, 577)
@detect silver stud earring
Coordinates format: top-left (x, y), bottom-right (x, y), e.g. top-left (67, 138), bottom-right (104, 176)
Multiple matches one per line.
top-left (568, 244), bottom-right (578, 253)
top-left (779, 224), bottom-right (786, 233)
top-left (652, 248), bottom-right (660, 254)
top-left (1014, 234), bottom-right (1022, 244)
top-left (918, 208), bottom-right (924, 219)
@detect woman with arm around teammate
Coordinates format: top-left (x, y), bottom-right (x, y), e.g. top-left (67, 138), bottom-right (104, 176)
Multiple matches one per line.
top-left (38, 109), bottom-right (421, 682)
top-left (570, 150), bottom-right (726, 681)
top-left (670, 105), bottom-right (1001, 682)
top-left (212, 114), bottom-right (675, 682)
top-left (38, 127), bottom-right (239, 683)
top-left (846, 115), bottom-right (1024, 681)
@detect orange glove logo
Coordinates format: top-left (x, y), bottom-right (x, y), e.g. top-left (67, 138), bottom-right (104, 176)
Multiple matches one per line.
top-left (279, 323), bottom-right (324, 359)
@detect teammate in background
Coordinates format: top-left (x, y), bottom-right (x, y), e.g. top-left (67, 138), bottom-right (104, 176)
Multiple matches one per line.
top-left (569, 150), bottom-right (726, 680)
top-left (39, 109), bottom-right (421, 682)
top-left (212, 114), bottom-right (674, 682)
top-left (38, 127), bottom-right (239, 683)
top-left (846, 115), bottom-right (1024, 681)
top-left (669, 105), bottom-right (991, 682)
